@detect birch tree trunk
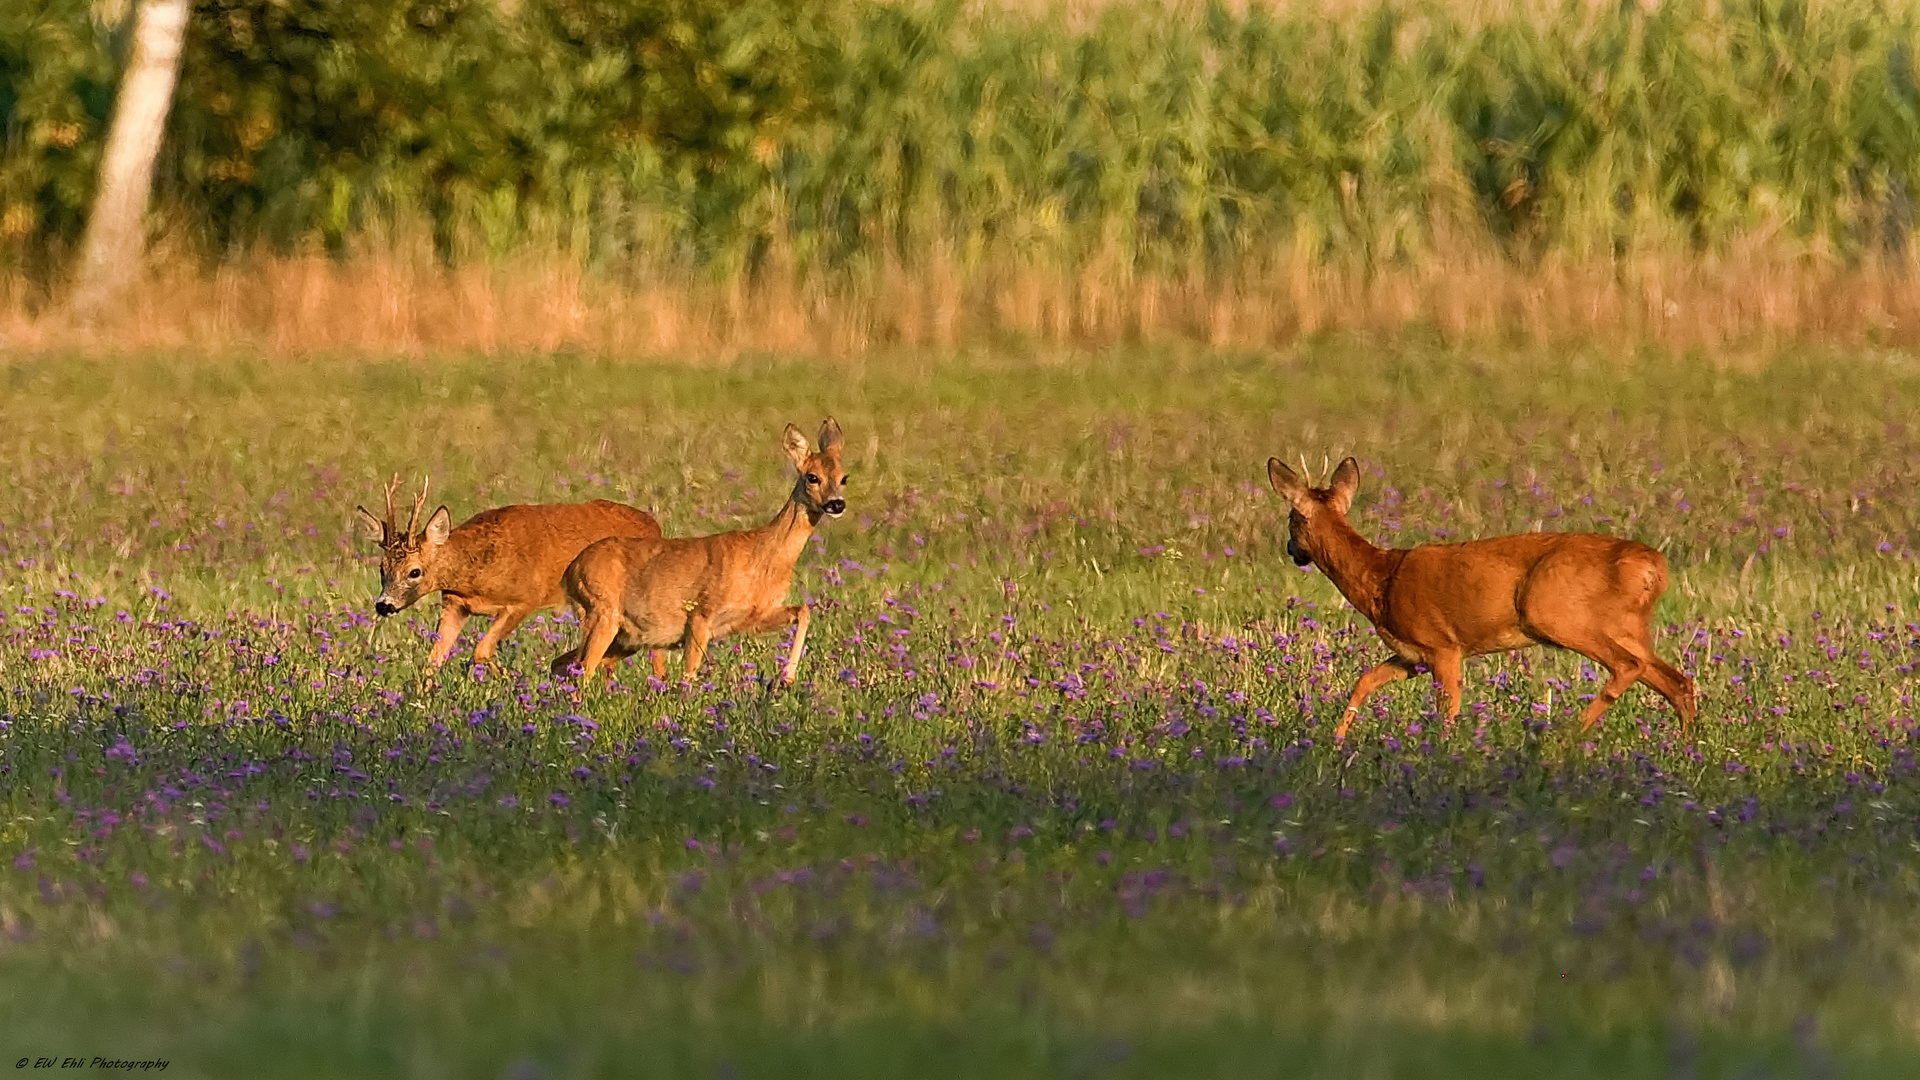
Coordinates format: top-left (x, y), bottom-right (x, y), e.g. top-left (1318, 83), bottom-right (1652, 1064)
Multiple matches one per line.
top-left (68, 0), bottom-right (192, 321)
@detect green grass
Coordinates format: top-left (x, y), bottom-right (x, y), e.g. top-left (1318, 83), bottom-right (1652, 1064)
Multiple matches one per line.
top-left (2, 341), bottom-right (1919, 1077)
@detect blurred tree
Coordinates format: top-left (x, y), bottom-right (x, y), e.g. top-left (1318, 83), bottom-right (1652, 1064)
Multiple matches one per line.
top-left (69, 0), bottom-right (188, 319)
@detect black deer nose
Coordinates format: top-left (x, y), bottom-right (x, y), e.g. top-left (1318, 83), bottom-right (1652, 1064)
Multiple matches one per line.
top-left (1287, 539), bottom-right (1312, 567)
top-left (374, 599), bottom-right (397, 616)
top-left (823, 499), bottom-right (846, 516)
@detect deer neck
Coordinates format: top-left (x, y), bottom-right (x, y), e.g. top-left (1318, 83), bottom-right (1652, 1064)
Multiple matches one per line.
top-left (1310, 517), bottom-right (1397, 624)
top-left (753, 493), bottom-right (817, 574)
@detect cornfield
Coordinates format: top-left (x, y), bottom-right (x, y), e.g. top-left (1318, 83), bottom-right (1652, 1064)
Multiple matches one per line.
top-left (2, 0), bottom-right (1917, 351)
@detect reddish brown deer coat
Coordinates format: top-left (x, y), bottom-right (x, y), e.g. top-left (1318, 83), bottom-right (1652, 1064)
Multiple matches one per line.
top-left (553, 419), bottom-right (848, 689)
top-left (1268, 457), bottom-right (1696, 739)
top-left (356, 478), bottom-right (662, 668)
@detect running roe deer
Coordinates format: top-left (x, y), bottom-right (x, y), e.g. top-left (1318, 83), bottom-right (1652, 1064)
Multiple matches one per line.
top-left (551, 418), bottom-right (847, 689)
top-left (1267, 457), bottom-right (1696, 740)
top-left (354, 476), bottom-right (666, 671)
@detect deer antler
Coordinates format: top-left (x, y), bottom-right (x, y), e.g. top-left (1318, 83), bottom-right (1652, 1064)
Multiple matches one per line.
top-left (381, 474), bottom-right (402, 541)
top-left (406, 476), bottom-right (430, 539)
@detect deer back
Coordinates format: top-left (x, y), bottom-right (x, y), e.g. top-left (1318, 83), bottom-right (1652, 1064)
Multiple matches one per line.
top-left (1380, 533), bottom-right (1620, 652)
top-left (567, 418), bottom-right (847, 633)
top-left (1270, 457), bottom-right (1667, 657)
top-left (439, 500), bottom-right (662, 608)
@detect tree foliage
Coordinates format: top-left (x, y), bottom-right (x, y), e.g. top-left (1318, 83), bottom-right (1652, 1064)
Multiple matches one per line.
top-left (2, 0), bottom-right (1917, 274)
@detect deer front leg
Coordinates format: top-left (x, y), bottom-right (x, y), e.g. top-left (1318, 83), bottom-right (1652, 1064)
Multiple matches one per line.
top-left (426, 598), bottom-right (471, 668)
top-left (682, 614), bottom-right (713, 684)
top-left (650, 651), bottom-right (668, 680)
top-left (1333, 657), bottom-right (1419, 741)
top-left (778, 604), bottom-right (810, 687)
top-left (471, 606), bottom-right (533, 664)
top-left (1430, 650), bottom-right (1464, 722)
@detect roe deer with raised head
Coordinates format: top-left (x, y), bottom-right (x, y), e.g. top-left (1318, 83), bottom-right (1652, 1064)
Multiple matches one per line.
top-left (1267, 457), bottom-right (1696, 740)
top-left (355, 476), bottom-right (666, 670)
top-left (551, 418), bottom-right (847, 689)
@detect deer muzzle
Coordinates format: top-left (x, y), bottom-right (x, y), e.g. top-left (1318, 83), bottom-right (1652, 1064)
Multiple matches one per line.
top-left (374, 598), bottom-right (399, 616)
top-left (1287, 536), bottom-right (1312, 567)
top-left (823, 498), bottom-right (847, 517)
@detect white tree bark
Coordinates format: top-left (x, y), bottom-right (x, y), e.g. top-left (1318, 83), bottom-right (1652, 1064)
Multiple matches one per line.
top-left (69, 0), bottom-right (192, 321)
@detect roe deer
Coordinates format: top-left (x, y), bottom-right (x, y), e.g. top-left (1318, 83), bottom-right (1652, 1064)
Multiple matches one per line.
top-left (551, 418), bottom-right (847, 689)
top-left (354, 476), bottom-right (666, 671)
top-left (1267, 457), bottom-right (1696, 740)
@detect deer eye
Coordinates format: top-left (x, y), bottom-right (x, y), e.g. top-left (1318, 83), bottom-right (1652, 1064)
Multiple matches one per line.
top-left (805, 473), bottom-right (820, 484)
top-left (841, 474), bottom-right (851, 485)
top-left (408, 568), bottom-right (423, 579)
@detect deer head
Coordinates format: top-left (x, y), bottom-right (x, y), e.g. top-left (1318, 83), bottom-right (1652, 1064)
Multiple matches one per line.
top-left (354, 475), bottom-right (453, 615)
top-left (1267, 457), bottom-right (1360, 567)
top-left (783, 417), bottom-right (848, 522)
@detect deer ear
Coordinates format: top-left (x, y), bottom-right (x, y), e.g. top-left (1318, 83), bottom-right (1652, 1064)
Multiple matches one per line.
top-left (782, 423), bottom-right (812, 468)
top-left (354, 506), bottom-right (386, 544)
top-left (423, 506), bottom-right (453, 546)
top-left (1327, 457), bottom-right (1362, 514)
top-left (1267, 458), bottom-right (1308, 506)
top-left (817, 416), bottom-right (843, 451)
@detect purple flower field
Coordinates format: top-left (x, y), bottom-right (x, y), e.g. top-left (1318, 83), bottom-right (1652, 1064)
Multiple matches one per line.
top-left (2, 347), bottom-right (1918, 1077)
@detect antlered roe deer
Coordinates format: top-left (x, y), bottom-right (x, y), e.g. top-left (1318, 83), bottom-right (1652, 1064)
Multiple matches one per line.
top-left (354, 476), bottom-right (666, 671)
top-left (1267, 457), bottom-right (1696, 740)
top-left (551, 418), bottom-right (848, 689)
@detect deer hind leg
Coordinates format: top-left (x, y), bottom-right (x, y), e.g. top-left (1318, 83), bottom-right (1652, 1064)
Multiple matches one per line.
top-left (1335, 657), bottom-right (1418, 740)
top-left (426, 600), bottom-right (471, 668)
top-left (583, 632), bottom-right (654, 685)
top-left (471, 606), bottom-right (533, 664)
top-left (1641, 657), bottom-right (1696, 733)
top-left (547, 618), bottom-right (591, 677)
top-left (1521, 583), bottom-right (1686, 736)
top-left (681, 614), bottom-right (714, 684)
top-left (567, 614), bottom-right (622, 696)
top-left (1618, 636), bottom-right (1697, 734)
top-left (1572, 638), bottom-right (1650, 734)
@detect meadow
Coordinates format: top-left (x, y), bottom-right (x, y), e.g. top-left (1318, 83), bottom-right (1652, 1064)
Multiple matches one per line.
top-left (3, 341), bottom-right (1920, 1077)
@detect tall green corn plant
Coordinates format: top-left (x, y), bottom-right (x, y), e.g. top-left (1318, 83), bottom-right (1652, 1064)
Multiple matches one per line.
top-left (1066, 4), bottom-right (1218, 276)
top-left (1446, 0), bottom-right (1920, 264)
top-left (1208, 4), bottom-right (1469, 275)
top-left (7, 0), bottom-right (1919, 283)
top-left (774, 0), bottom-right (967, 277)
top-left (525, 0), bottom-right (830, 274)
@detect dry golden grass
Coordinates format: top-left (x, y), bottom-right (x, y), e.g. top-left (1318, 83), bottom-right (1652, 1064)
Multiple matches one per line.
top-left (3, 236), bottom-right (1913, 358)
top-left (973, 0), bottom-right (1839, 26)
